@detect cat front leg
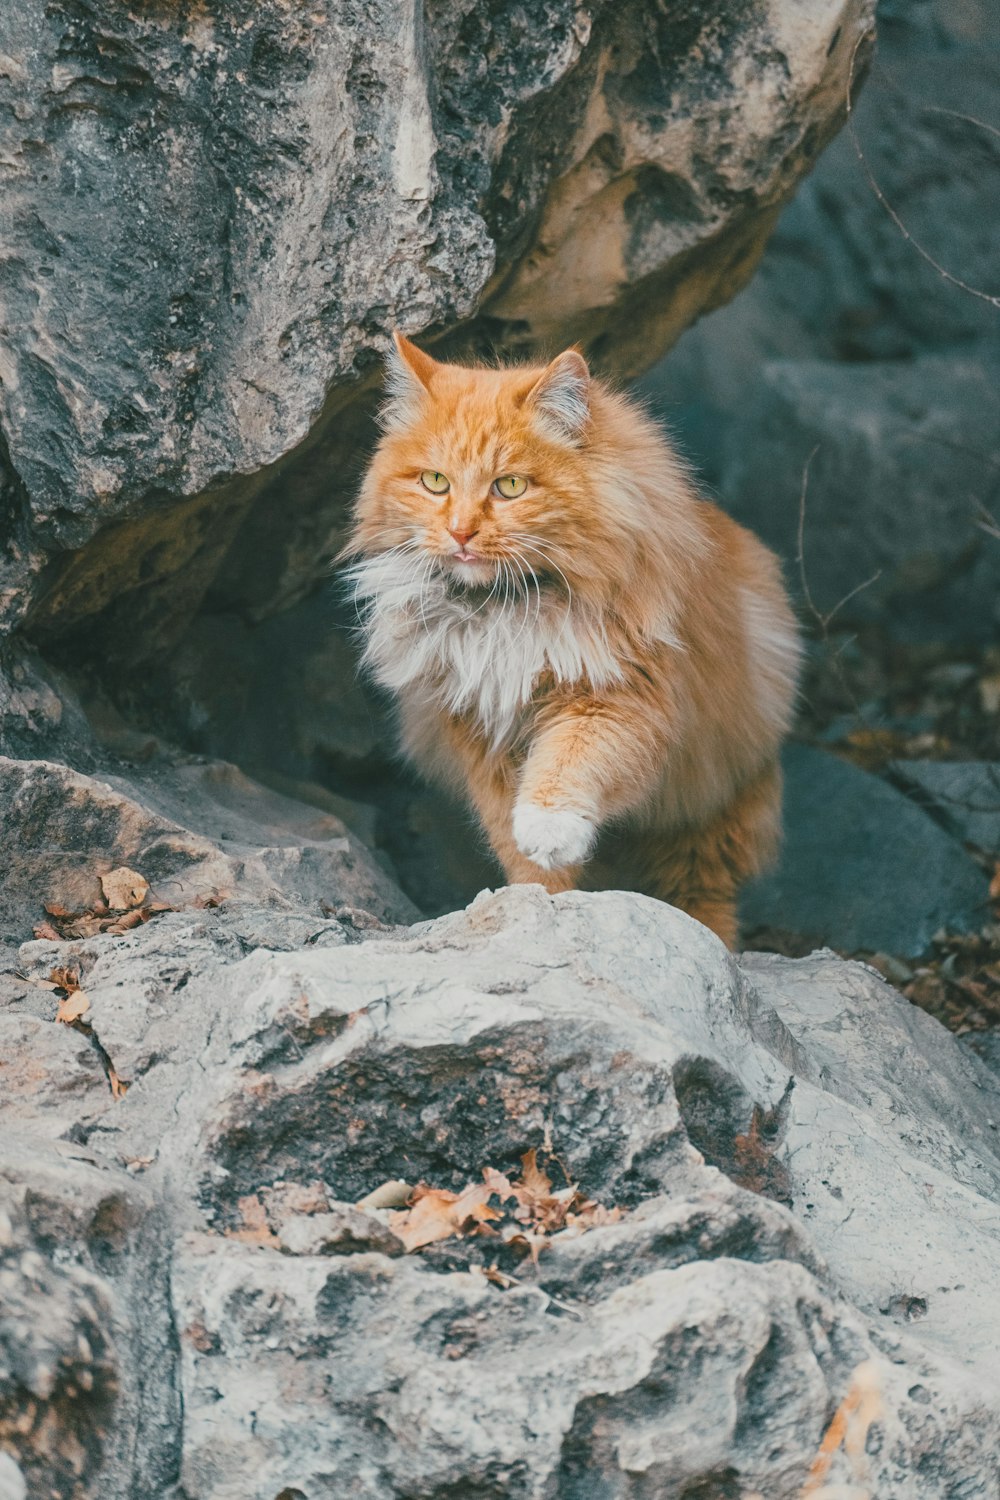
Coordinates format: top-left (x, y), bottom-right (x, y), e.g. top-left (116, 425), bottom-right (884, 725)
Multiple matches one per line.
top-left (513, 698), bottom-right (664, 872)
top-left (511, 803), bottom-right (596, 871)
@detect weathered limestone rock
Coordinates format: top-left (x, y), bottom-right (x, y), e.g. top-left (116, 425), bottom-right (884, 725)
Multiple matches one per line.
top-left (0, 753), bottom-right (416, 945)
top-left (1, 0), bottom-right (874, 673)
top-left (3, 885), bottom-right (1000, 1495)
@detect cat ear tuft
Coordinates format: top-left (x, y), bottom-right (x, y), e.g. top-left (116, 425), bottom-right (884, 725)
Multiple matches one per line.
top-left (380, 332), bottom-right (439, 432)
top-left (526, 348), bottom-right (591, 443)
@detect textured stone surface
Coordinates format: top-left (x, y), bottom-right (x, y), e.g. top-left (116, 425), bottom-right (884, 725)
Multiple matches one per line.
top-left (718, 356), bottom-right (1000, 641)
top-left (890, 759), bottom-right (1000, 856)
top-left (638, 0), bottom-right (1000, 643)
top-left (741, 744), bottom-right (990, 954)
top-left (0, 0), bottom-right (874, 672)
top-left (3, 884), bottom-right (1000, 1495)
top-left (0, 752), bottom-right (416, 945)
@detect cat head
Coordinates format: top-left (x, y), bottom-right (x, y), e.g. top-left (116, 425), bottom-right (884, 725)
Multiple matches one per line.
top-left (348, 333), bottom-right (618, 594)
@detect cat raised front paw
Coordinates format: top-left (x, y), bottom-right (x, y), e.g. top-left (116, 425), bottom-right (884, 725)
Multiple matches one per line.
top-left (512, 802), bottom-right (596, 870)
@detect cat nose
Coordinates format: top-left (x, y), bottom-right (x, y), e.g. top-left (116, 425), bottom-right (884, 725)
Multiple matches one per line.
top-left (449, 525), bottom-right (478, 546)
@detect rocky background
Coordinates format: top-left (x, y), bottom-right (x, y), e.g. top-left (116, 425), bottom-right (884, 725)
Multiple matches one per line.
top-left (2, 0), bottom-right (1000, 1495)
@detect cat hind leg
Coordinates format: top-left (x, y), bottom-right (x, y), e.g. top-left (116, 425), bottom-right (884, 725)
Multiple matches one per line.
top-left (632, 766), bottom-right (783, 948)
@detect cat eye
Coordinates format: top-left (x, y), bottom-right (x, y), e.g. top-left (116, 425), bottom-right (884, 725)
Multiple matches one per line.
top-left (420, 470), bottom-right (450, 495)
top-left (493, 475), bottom-right (528, 500)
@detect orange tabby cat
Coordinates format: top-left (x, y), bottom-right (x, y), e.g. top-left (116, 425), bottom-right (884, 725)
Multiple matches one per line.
top-left (344, 333), bottom-right (801, 946)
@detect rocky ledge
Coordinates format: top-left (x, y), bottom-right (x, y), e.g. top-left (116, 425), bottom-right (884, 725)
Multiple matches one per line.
top-left (2, 779), bottom-right (999, 1497)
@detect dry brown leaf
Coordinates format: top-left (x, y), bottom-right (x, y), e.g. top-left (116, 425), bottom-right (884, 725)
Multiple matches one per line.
top-left (500, 1223), bottom-right (549, 1266)
top-left (390, 1182), bottom-right (501, 1252)
top-left (62, 915), bottom-right (105, 940)
top-left (481, 1166), bottom-right (515, 1201)
top-left (481, 1263), bottom-right (517, 1289)
top-left (801, 1358), bottom-right (882, 1496)
top-left (56, 989), bottom-right (91, 1025)
top-left (518, 1148), bottom-right (553, 1201)
top-left (104, 909), bottom-right (146, 935)
top-left (108, 1067), bottom-right (129, 1100)
top-left (101, 866), bottom-right (149, 912)
top-left (388, 1148), bottom-right (621, 1261)
top-left (193, 890), bottom-right (228, 909)
top-left (43, 902), bottom-right (75, 919)
top-left (32, 922), bottom-right (62, 942)
top-left (566, 1202), bottom-right (622, 1232)
top-left (50, 965), bottom-right (81, 991)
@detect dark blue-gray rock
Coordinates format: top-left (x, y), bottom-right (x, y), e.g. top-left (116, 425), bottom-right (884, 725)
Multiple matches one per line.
top-left (961, 1029), bottom-right (1000, 1077)
top-left (637, 0), bottom-right (1000, 645)
top-left (890, 760), bottom-right (1000, 856)
top-left (717, 356), bottom-right (1000, 642)
top-left (741, 744), bottom-right (990, 954)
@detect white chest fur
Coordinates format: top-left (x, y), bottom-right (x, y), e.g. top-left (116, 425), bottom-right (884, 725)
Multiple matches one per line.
top-left (348, 551), bottom-right (625, 745)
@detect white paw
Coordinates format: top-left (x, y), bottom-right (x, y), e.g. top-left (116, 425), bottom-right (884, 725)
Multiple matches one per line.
top-left (512, 802), bottom-right (596, 871)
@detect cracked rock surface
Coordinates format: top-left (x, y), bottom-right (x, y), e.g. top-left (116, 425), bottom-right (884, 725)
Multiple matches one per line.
top-left (3, 879), bottom-right (1000, 1497)
top-left (1, 0), bottom-right (874, 673)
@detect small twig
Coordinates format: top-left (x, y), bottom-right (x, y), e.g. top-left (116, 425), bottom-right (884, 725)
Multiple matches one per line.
top-left (796, 445), bottom-right (822, 626)
top-left (796, 445), bottom-right (883, 635)
top-left (845, 35), bottom-right (1000, 310)
top-left (921, 103), bottom-right (1000, 145)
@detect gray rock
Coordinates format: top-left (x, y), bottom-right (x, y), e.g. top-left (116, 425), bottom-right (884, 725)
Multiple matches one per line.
top-left (0, 753), bottom-right (416, 944)
top-left (0, 1454), bottom-right (26, 1500)
top-left (961, 1029), bottom-right (1000, 1077)
top-left (7, 884), bottom-right (1000, 1495)
top-left (720, 356), bottom-right (1000, 641)
top-left (637, 0), bottom-right (1000, 645)
top-left (0, 1139), bottom-right (178, 1499)
top-left (741, 744), bottom-right (990, 954)
top-left (0, 0), bottom-right (874, 673)
top-left (891, 760), bottom-right (1000, 856)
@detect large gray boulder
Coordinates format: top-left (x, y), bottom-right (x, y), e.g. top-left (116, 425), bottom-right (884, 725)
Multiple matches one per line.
top-left (1, 0), bottom-right (874, 687)
top-left (638, 0), bottom-right (1000, 644)
top-left (3, 882), bottom-right (1000, 1495)
top-left (718, 356), bottom-right (1000, 641)
top-left (741, 744), bottom-right (991, 955)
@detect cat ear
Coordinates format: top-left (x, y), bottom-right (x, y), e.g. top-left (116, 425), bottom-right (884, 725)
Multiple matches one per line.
top-left (380, 332), bottom-right (440, 432)
top-left (526, 348), bottom-right (591, 443)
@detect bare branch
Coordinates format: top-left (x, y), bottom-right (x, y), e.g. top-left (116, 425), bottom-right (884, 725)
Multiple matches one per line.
top-left (846, 35), bottom-right (1000, 310)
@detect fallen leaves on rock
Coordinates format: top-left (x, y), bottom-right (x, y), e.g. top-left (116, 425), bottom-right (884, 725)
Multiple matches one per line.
top-left (799, 632), bottom-right (1000, 769)
top-left (386, 1148), bottom-right (621, 1263)
top-left (100, 866), bottom-right (149, 911)
top-left (33, 869), bottom-right (174, 942)
top-left (802, 1358), bottom-right (882, 1497)
top-left (898, 924), bottom-right (1000, 1035)
top-left (50, 965), bottom-right (91, 1024)
top-left (56, 988), bottom-right (91, 1025)
top-left (39, 964), bottom-right (129, 1099)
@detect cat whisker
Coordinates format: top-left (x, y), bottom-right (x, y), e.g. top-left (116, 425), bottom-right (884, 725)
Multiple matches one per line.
top-left (508, 535), bottom-right (574, 633)
top-left (506, 551), bottom-right (533, 647)
top-left (507, 533), bottom-right (572, 591)
top-left (507, 548), bottom-right (541, 648)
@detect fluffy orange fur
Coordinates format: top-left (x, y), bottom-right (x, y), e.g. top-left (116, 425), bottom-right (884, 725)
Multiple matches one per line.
top-left (344, 333), bottom-right (801, 946)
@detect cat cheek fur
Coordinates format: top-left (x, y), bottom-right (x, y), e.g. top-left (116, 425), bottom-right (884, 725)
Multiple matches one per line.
top-left (346, 335), bottom-right (802, 948)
